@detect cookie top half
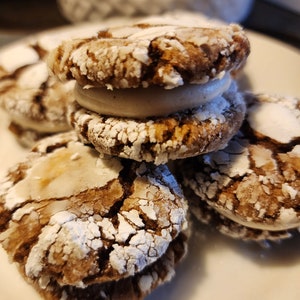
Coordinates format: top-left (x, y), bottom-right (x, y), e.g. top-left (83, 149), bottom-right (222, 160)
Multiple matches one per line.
top-left (180, 93), bottom-right (300, 233)
top-left (47, 13), bottom-right (250, 89)
top-left (0, 132), bottom-right (187, 288)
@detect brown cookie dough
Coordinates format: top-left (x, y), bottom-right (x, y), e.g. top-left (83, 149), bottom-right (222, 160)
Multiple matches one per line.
top-left (0, 132), bottom-right (188, 290)
top-left (0, 43), bottom-right (74, 147)
top-left (68, 85), bottom-right (246, 165)
top-left (48, 16), bottom-right (249, 89)
top-left (179, 93), bottom-right (300, 240)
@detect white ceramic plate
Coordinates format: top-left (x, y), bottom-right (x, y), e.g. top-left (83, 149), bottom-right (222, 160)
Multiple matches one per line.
top-left (0, 23), bottom-right (300, 300)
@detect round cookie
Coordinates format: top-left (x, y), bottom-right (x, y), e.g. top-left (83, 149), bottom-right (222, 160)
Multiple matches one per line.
top-left (68, 84), bottom-right (246, 165)
top-left (0, 43), bottom-right (74, 147)
top-left (48, 14), bottom-right (250, 89)
top-left (179, 93), bottom-right (300, 240)
top-left (0, 131), bottom-right (188, 290)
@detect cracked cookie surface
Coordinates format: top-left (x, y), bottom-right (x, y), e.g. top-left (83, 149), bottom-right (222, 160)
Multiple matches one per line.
top-left (47, 13), bottom-right (250, 89)
top-left (0, 131), bottom-right (188, 290)
top-left (34, 231), bottom-right (189, 300)
top-left (179, 93), bottom-right (300, 239)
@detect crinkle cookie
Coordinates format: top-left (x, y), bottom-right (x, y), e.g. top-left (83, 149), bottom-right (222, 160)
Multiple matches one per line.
top-left (0, 43), bottom-right (74, 147)
top-left (0, 132), bottom-right (188, 291)
top-left (34, 231), bottom-right (189, 300)
top-left (68, 84), bottom-right (246, 165)
top-left (48, 15), bottom-right (250, 89)
top-left (179, 93), bottom-right (300, 241)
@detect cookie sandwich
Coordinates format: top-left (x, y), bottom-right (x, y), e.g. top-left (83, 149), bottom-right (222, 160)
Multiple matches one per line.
top-left (0, 43), bottom-right (74, 147)
top-left (179, 93), bottom-right (300, 242)
top-left (47, 12), bottom-right (250, 164)
top-left (0, 131), bottom-right (188, 298)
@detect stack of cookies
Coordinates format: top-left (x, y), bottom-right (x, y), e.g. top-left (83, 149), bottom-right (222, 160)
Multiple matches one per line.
top-left (0, 10), bottom-right (299, 300)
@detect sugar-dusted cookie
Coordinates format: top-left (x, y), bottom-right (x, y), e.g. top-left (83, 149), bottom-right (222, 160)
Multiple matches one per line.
top-left (0, 132), bottom-right (188, 291)
top-left (48, 13), bottom-right (249, 89)
top-left (179, 93), bottom-right (300, 240)
top-left (48, 12), bottom-right (249, 164)
top-left (0, 43), bottom-right (74, 147)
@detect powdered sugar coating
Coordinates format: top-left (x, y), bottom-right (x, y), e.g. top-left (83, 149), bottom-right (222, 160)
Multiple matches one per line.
top-left (0, 132), bottom-right (187, 289)
top-left (48, 13), bottom-right (250, 89)
top-left (68, 86), bottom-right (246, 164)
top-left (180, 93), bottom-right (300, 237)
top-left (247, 94), bottom-right (300, 143)
top-left (35, 231), bottom-right (189, 300)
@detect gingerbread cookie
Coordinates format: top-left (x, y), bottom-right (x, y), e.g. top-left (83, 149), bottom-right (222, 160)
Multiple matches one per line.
top-left (0, 131), bottom-right (188, 291)
top-left (179, 93), bottom-right (300, 240)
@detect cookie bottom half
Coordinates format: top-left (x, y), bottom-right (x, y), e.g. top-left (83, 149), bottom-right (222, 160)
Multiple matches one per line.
top-left (68, 88), bottom-right (246, 165)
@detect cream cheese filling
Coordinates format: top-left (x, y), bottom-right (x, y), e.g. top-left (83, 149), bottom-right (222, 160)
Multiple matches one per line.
top-left (75, 73), bottom-right (232, 118)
